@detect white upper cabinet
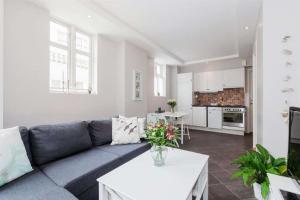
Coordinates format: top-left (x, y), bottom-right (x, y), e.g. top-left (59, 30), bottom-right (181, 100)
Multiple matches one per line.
top-left (193, 72), bottom-right (207, 92)
top-left (222, 68), bottom-right (245, 88)
top-left (206, 71), bottom-right (223, 92)
top-left (193, 71), bottom-right (223, 92)
top-left (193, 68), bottom-right (245, 92)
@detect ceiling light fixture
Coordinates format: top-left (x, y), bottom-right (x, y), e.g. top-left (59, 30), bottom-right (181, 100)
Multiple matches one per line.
top-left (88, 15), bottom-right (92, 19)
top-left (244, 26), bottom-right (249, 30)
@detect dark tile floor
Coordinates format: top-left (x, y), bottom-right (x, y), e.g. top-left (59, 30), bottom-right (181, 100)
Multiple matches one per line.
top-left (180, 129), bottom-right (256, 200)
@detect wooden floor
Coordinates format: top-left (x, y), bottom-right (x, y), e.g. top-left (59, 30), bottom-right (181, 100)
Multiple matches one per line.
top-left (180, 129), bottom-right (256, 200)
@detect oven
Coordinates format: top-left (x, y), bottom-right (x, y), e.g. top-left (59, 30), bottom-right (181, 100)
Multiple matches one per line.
top-left (222, 107), bottom-right (246, 131)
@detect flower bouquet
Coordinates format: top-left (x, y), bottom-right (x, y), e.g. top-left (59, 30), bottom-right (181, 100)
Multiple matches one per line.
top-left (145, 120), bottom-right (179, 166)
top-left (167, 99), bottom-right (177, 113)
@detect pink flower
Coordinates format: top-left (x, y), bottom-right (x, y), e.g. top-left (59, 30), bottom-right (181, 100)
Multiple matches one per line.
top-left (166, 125), bottom-right (174, 140)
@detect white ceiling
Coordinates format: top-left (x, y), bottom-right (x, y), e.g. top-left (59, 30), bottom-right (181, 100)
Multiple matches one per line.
top-left (27, 0), bottom-right (261, 65)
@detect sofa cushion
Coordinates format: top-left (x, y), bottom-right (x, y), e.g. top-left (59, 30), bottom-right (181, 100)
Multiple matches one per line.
top-left (97, 142), bottom-right (151, 163)
top-left (30, 121), bottom-right (92, 165)
top-left (40, 148), bottom-right (122, 197)
top-left (88, 120), bottom-right (112, 146)
top-left (19, 126), bottom-right (34, 165)
top-left (0, 169), bottom-right (77, 200)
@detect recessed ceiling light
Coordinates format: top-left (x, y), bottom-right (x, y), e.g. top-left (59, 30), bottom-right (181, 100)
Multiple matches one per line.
top-left (244, 26), bottom-right (249, 30)
top-left (87, 15), bottom-right (92, 19)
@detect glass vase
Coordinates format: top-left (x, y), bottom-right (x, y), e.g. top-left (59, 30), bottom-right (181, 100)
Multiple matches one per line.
top-left (171, 107), bottom-right (175, 113)
top-left (150, 145), bottom-right (168, 166)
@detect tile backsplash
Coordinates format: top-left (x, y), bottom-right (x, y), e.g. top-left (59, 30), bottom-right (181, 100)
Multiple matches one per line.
top-left (195, 88), bottom-right (245, 106)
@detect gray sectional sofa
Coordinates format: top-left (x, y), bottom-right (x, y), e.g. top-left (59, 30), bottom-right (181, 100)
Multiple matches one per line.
top-left (0, 120), bottom-right (150, 200)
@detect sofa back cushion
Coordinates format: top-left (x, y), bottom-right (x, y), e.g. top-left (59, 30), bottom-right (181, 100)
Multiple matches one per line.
top-left (88, 120), bottom-right (112, 146)
top-left (19, 126), bottom-right (33, 164)
top-left (30, 121), bottom-right (92, 165)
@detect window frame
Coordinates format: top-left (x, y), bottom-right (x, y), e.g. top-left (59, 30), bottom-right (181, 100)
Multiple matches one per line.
top-left (49, 18), bottom-right (95, 95)
top-left (154, 63), bottom-right (166, 97)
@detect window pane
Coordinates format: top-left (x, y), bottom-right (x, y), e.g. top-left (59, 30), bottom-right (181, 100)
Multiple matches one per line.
top-left (158, 77), bottom-right (164, 96)
top-left (76, 32), bottom-right (90, 53)
top-left (49, 46), bottom-right (68, 90)
top-left (75, 54), bottom-right (90, 90)
top-left (50, 21), bottom-right (68, 46)
top-left (156, 65), bottom-right (161, 75)
top-left (162, 65), bottom-right (166, 78)
top-left (154, 77), bottom-right (158, 96)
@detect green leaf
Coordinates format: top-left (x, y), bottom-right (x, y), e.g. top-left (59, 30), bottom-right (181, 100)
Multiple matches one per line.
top-left (242, 172), bottom-right (250, 186)
top-left (266, 167), bottom-right (280, 175)
top-left (256, 144), bottom-right (270, 161)
top-left (278, 165), bottom-right (287, 175)
top-left (261, 181), bottom-right (270, 200)
top-left (231, 170), bottom-right (243, 179)
top-left (273, 158), bottom-right (286, 167)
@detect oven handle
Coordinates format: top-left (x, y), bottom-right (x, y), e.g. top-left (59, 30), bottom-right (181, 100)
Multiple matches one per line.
top-left (222, 111), bottom-right (246, 114)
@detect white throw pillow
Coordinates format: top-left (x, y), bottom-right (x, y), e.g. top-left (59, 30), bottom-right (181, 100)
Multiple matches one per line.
top-left (119, 115), bottom-right (146, 138)
top-left (111, 117), bottom-right (140, 145)
top-left (0, 127), bottom-right (33, 187)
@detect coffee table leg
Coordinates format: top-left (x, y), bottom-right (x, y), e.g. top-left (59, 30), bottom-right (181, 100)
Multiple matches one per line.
top-left (99, 182), bottom-right (109, 200)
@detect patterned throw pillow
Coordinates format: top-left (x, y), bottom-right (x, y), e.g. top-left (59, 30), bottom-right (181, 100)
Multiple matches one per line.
top-left (0, 127), bottom-right (33, 187)
top-left (111, 117), bottom-right (140, 145)
top-left (119, 115), bottom-right (146, 138)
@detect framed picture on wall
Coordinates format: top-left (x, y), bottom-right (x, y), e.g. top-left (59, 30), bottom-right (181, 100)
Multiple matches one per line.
top-left (133, 70), bottom-right (143, 101)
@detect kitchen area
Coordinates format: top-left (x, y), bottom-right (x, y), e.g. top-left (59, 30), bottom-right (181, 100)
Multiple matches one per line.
top-left (177, 66), bottom-right (253, 136)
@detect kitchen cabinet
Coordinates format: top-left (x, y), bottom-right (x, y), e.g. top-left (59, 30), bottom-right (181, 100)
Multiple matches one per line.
top-left (206, 71), bottom-right (223, 92)
top-left (193, 72), bottom-right (207, 92)
top-left (223, 68), bottom-right (245, 88)
top-left (207, 107), bottom-right (222, 129)
top-left (193, 71), bottom-right (223, 92)
top-left (192, 107), bottom-right (207, 127)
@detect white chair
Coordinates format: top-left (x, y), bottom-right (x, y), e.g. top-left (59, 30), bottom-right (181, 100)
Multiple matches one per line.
top-left (173, 116), bottom-right (191, 140)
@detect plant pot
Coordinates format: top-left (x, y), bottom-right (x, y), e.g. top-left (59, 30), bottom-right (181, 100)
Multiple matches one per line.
top-left (150, 145), bottom-right (168, 166)
top-left (171, 107), bottom-right (175, 113)
top-left (253, 183), bottom-right (269, 200)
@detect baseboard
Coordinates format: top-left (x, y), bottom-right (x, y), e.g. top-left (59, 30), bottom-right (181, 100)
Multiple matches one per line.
top-left (188, 125), bottom-right (245, 136)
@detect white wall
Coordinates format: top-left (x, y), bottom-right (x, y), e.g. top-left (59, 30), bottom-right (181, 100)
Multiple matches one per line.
top-left (2, 0), bottom-right (180, 127)
top-left (258, 0), bottom-right (300, 157)
top-left (4, 0), bottom-right (121, 127)
top-left (253, 11), bottom-right (263, 147)
top-left (0, 0), bottom-right (3, 128)
top-left (178, 58), bottom-right (244, 73)
top-left (123, 41), bottom-right (149, 117)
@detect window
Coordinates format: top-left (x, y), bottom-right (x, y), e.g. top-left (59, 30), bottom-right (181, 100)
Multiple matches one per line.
top-left (49, 20), bottom-right (95, 94)
top-left (154, 63), bottom-right (166, 97)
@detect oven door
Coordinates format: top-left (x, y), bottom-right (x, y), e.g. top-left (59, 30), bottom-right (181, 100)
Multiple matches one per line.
top-left (223, 112), bottom-right (245, 128)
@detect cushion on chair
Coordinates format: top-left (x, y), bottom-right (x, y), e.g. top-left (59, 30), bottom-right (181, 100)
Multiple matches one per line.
top-left (39, 148), bottom-right (122, 197)
top-left (30, 121), bottom-right (92, 165)
top-left (88, 120), bottom-right (112, 146)
top-left (0, 169), bottom-right (77, 200)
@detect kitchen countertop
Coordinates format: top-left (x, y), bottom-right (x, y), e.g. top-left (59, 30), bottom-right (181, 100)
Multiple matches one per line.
top-left (192, 104), bottom-right (246, 108)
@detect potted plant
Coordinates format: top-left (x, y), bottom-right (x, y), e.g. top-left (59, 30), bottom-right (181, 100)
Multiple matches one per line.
top-left (231, 144), bottom-right (287, 200)
top-left (145, 121), bottom-right (179, 166)
top-left (167, 99), bottom-right (177, 113)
